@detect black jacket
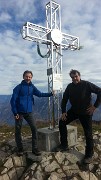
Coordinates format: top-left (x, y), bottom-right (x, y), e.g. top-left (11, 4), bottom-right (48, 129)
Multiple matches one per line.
top-left (61, 80), bottom-right (101, 115)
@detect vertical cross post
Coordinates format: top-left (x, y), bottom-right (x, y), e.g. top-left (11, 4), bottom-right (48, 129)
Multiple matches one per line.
top-left (46, 1), bottom-right (63, 128)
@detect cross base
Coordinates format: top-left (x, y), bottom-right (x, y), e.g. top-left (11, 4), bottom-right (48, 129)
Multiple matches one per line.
top-left (37, 125), bottom-right (77, 151)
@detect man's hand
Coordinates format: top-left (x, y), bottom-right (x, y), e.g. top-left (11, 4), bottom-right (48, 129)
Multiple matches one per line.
top-left (87, 105), bottom-right (96, 115)
top-left (14, 114), bottom-right (20, 120)
top-left (52, 90), bottom-right (55, 95)
top-left (61, 113), bottom-right (67, 121)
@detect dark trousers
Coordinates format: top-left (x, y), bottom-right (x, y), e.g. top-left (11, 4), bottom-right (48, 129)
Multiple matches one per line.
top-left (59, 109), bottom-right (94, 157)
top-left (15, 112), bottom-right (37, 151)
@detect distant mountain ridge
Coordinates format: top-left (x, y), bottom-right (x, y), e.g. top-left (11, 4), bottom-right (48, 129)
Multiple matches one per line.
top-left (0, 95), bottom-right (101, 125)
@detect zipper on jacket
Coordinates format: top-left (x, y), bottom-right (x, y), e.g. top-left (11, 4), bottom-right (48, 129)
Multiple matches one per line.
top-left (26, 84), bottom-right (29, 112)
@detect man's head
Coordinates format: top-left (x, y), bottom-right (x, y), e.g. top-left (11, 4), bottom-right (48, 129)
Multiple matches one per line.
top-left (69, 69), bottom-right (81, 84)
top-left (23, 70), bottom-right (33, 83)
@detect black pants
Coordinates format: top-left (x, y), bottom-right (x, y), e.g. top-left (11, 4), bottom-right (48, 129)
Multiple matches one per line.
top-left (15, 112), bottom-right (38, 151)
top-left (59, 109), bottom-right (94, 157)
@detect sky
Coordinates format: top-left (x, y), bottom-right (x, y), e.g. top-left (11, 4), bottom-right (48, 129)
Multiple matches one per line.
top-left (0, 0), bottom-right (101, 95)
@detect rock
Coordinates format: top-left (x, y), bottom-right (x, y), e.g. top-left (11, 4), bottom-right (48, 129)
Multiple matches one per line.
top-left (30, 163), bottom-right (37, 171)
top-left (77, 135), bottom-right (83, 142)
top-left (99, 133), bottom-right (101, 137)
top-left (13, 155), bottom-right (27, 167)
top-left (75, 145), bottom-right (85, 151)
top-left (1, 168), bottom-right (8, 175)
top-left (0, 130), bottom-right (101, 180)
top-left (96, 144), bottom-right (101, 151)
top-left (1, 173), bottom-right (10, 180)
top-left (45, 160), bottom-right (60, 172)
top-left (16, 167), bottom-right (25, 179)
top-left (4, 157), bottom-right (13, 170)
top-left (34, 169), bottom-right (44, 180)
top-left (71, 177), bottom-right (79, 180)
top-left (99, 138), bottom-right (101, 144)
top-left (55, 151), bottom-right (65, 164)
top-left (7, 167), bottom-right (17, 180)
top-left (48, 172), bottom-right (61, 180)
top-left (63, 164), bottom-right (79, 175)
top-left (79, 171), bottom-right (98, 180)
top-left (65, 152), bottom-right (79, 164)
top-left (88, 163), bottom-right (94, 171)
top-left (94, 131), bottom-right (99, 135)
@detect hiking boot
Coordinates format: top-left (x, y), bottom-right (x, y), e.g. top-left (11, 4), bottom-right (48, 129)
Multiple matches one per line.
top-left (83, 156), bottom-right (94, 164)
top-left (81, 154), bottom-right (94, 164)
top-left (32, 148), bottom-right (41, 156)
top-left (17, 148), bottom-right (24, 156)
top-left (56, 144), bottom-right (69, 152)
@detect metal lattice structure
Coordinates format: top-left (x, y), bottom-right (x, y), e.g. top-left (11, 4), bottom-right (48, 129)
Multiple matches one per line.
top-left (21, 0), bottom-right (80, 129)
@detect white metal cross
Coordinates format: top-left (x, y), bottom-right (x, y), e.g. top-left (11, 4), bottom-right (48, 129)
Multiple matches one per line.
top-left (21, 0), bottom-right (80, 129)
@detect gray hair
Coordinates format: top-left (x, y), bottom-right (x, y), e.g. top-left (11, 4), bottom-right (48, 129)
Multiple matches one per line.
top-left (23, 70), bottom-right (33, 78)
top-left (69, 69), bottom-right (81, 77)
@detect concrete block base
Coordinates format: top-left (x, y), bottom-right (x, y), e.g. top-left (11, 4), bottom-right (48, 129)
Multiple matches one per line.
top-left (37, 127), bottom-right (60, 152)
top-left (37, 125), bottom-right (77, 152)
top-left (67, 125), bottom-right (77, 147)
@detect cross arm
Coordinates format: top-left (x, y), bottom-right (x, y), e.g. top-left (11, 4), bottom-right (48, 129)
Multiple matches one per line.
top-left (61, 32), bottom-right (80, 50)
top-left (21, 21), bottom-right (52, 44)
top-left (21, 21), bottom-right (80, 50)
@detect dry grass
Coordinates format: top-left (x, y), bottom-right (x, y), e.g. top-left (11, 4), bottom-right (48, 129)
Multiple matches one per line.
top-left (0, 120), bottom-right (101, 145)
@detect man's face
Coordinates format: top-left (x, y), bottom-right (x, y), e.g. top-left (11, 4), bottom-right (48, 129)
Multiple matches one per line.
top-left (70, 72), bottom-right (81, 84)
top-left (23, 73), bottom-right (33, 83)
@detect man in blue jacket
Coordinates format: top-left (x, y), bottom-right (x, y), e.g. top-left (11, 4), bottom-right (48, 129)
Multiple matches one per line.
top-left (59, 69), bottom-right (101, 164)
top-left (10, 70), bottom-right (53, 156)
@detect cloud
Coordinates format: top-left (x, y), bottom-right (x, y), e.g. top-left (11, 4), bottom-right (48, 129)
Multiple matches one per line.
top-left (0, 12), bottom-right (11, 23)
top-left (0, 0), bottom-right (101, 94)
top-left (0, 28), bottom-right (48, 94)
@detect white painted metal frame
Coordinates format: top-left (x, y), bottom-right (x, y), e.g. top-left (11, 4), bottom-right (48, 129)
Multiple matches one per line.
top-left (21, 23), bottom-right (79, 50)
top-left (46, 1), bottom-right (62, 128)
top-left (21, 0), bottom-right (80, 129)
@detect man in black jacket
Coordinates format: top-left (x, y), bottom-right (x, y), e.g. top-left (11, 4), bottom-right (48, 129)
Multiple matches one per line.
top-left (59, 69), bottom-right (101, 163)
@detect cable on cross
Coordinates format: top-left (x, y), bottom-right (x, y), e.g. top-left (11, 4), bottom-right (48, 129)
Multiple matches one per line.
top-left (37, 42), bottom-right (51, 58)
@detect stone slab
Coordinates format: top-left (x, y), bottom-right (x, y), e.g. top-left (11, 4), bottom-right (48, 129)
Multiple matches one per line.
top-left (67, 125), bottom-right (77, 147)
top-left (37, 125), bottom-right (77, 151)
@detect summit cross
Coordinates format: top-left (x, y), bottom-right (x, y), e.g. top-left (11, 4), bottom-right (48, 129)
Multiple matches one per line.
top-left (21, 0), bottom-right (80, 129)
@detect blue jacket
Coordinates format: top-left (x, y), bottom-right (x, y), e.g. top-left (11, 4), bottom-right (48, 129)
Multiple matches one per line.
top-left (10, 80), bottom-right (53, 115)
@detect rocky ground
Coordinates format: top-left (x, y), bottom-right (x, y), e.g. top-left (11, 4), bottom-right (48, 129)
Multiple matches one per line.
top-left (0, 130), bottom-right (101, 180)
